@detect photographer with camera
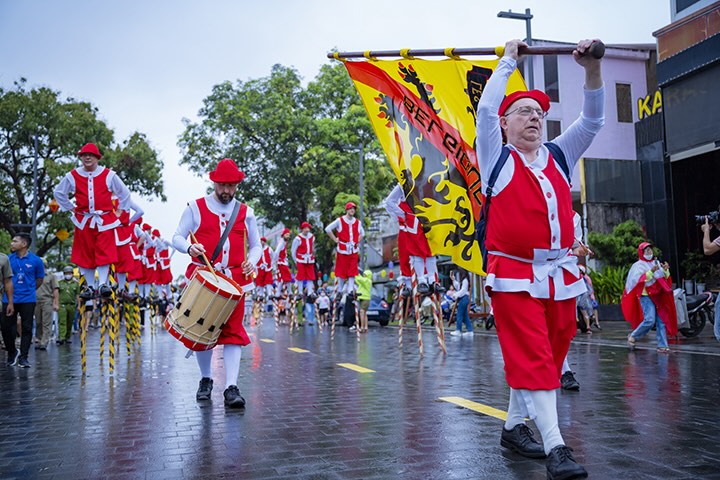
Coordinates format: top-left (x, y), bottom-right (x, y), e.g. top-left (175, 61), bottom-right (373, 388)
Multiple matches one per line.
top-left (700, 207), bottom-right (720, 341)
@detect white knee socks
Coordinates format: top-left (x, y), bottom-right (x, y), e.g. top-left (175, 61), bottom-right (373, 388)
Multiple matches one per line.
top-left (506, 388), bottom-right (564, 454)
top-left (196, 349), bottom-right (213, 378)
top-left (224, 345), bottom-right (242, 387)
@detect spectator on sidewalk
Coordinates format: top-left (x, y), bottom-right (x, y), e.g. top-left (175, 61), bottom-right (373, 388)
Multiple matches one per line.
top-left (1, 233), bottom-right (44, 368)
top-left (700, 213), bottom-right (720, 341)
top-left (57, 266), bottom-right (80, 345)
top-left (450, 269), bottom-right (472, 336)
top-left (355, 270), bottom-right (373, 333)
top-left (34, 260), bottom-right (59, 350)
top-left (576, 265), bottom-right (594, 334)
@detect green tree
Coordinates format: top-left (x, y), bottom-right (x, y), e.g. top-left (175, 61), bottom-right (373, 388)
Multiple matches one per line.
top-left (178, 62), bottom-right (393, 273)
top-left (0, 79), bottom-right (165, 257)
top-left (587, 220), bottom-right (655, 268)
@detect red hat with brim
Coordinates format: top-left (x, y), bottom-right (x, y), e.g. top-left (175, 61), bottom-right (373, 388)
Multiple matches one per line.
top-left (499, 90), bottom-right (551, 117)
top-left (260, 237), bottom-right (267, 242)
top-left (152, 229), bottom-right (160, 237)
top-left (345, 202), bottom-right (357, 210)
top-left (282, 228), bottom-right (291, 236)
top-left (301, 222), bottom-right (311, 230)
top-left (77, 143), bottom-right (102, 159)
top-left (209, 158), bottom-right (245, 184)
top-left (142, 223), bottom-right (151, 231)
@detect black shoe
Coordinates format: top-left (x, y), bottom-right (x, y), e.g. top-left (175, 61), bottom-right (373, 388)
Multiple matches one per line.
top-left (79, 285), bottom-right (95, 301)
top-left (546, 445), bottom-right (587, 480)
top-left (223, 385), bottom-right (246, 408)
top-left (196, 377), bottom-right (213, 401)
top-left (18, 357), bottom-right (30, 368)
top-left (485, 315), bottom-right (495, 330)
top-left (8, 351), bottom-right (19, 366)
top-left (36, 345), bottom-right (47, 351)
top-left (56, 340), bottom-right (65, 346)
top-left (65, 338), bottom-right (72, 344)
top-left (98, 284), bottom-right (113, 299)
top-left (400, 287), bottom-right (412, 298)
top-left (433, 282), bottom-right (446, 294)
top-left (561, 371), bottom-right (580, 391)
top-left (500, 424), bottom-right (546, 459)
top-left (417, 282), bottom-right (430, 295)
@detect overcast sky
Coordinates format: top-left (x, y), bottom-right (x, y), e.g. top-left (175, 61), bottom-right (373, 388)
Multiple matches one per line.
top-left (0, 0), bottom-right (671, 274)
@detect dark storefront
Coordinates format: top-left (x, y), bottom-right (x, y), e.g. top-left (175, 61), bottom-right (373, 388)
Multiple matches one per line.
top-left (653, 3), bottom-right (720, 280)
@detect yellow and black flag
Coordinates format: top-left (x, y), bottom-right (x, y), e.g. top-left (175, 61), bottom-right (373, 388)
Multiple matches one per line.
top-left (343, 56), bottom-right (526, 274)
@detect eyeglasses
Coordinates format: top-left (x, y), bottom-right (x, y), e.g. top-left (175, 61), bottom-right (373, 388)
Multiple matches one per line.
top-left (504, 106), bottom-right (548, 118)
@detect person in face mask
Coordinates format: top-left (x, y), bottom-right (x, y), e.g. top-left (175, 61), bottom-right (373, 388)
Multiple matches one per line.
top-left (621, 242), bottom-right (677, 353)
top-left (57, 266), bottom-right (80, 345)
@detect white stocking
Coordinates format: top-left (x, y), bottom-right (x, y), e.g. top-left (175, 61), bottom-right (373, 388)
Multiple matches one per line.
top-left (425, 256), bottom-right (438, 283)
top-left (96, 265), bottom-right (110, 286)
top-left (196, 349), bottom-right (213, 378)
top-left (224, 345), bottom-right (242, 387)
top-left (79, 268), bottom-right (97, 288)
top-left (504, 388), bottom-right (527, 430)
top-left (116, 272), bottom-right (127, 290)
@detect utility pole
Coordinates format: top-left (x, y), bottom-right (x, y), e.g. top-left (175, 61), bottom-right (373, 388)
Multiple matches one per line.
top-left (497, 8), bottom-right (534, 89)
top-left (31, 134), bottom-right (39, 251)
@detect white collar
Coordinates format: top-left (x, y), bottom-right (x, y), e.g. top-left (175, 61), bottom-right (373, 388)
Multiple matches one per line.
top-left (75, 166), bottom-right (106, 178)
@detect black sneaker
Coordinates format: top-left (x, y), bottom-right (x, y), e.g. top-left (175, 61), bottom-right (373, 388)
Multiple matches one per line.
top-left (196, 377), bottom-right (213, 401)
top-left (65, 338), bottom-right (72, 344)
top-left (223, 385), bottom-right (246, 408)
top-left (98, 284), bottom-right (113, 299)
top-left (56, 340), bottom-right (65, 346)
top-left (8, 351), bottom-right (19, 366)
top-left (433, 282), bottom-right (446, 294)
top-left (561, 371), bottom-right (580, 391)
top-left (79, 285), bottom-right (95, 301)
top-left (18, 357), bottom-right (30, 368)
top-left (546, 445), bottom-right (587, 480)
top-left (500, 424), bottom-right (547, 458)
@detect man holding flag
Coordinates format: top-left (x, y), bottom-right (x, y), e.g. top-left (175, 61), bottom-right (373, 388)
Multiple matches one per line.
top-left (476, 39), bottom-right (604, 480)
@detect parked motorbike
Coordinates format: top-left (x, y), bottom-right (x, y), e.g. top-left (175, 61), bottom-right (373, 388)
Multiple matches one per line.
top-left (675, 289), bottom-right (715, 338)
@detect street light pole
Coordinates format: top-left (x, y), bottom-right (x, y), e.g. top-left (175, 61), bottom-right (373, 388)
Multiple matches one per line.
top-left (31, 134), bottom-right (39, 251)
top-left (497, 8), bottom-right (534, 89)
top-left (358, 145), bottom-right (365, 271)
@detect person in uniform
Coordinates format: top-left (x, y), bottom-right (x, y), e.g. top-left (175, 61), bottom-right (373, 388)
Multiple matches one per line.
top-left (476, 39), bottom-right (604, 479)
top-left (34, 260), bottom-right (59, 350)
top-left (53, 143), bottom-right (132, 299)
top-left (172, 158), bottom-right (261, 408)
top-left (57, 266), bottom-right (80, 345)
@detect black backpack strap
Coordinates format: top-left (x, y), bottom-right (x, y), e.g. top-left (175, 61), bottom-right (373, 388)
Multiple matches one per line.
top-left (544, 142), bottom-right (571, 184)
top-left (483, 146), bottom-right (511, 212)
top-left (211, 200), bottom-right (241, 264)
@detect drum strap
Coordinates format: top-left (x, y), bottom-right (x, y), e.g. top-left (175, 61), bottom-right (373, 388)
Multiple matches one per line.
top-left (211, 200), bottom-right (241, 264)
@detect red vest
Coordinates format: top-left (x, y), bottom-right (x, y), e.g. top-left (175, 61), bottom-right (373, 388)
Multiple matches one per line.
top-left (398, 202), bottom-right (421, 234)
top-left (336, 216), bottom-right (360, 254)
top-left (114, 210), bottom-right (132, 245)
top-left (193, 198), bottom-right (248, 269)
top-left (70, 167), bottom-right (119, 230)
top-left (277, 240), bottom-right (289, 265)
top-left (157, 247), bottom-right (171, 270)
top-left (294, 234), bottom-right (315, 264)
top-left (485, 150), bottom-right (574, 259)
top-left (257, 245), bottom-right (272, 271)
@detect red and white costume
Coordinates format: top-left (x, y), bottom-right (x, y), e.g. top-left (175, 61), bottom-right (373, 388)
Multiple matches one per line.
top-left (156, 239), bottom-right (174, 286)
top-left (141, 225), bottom-right (158, 286)
top-left (325, 215), bottom-right (364, 279)
top-left (172, 195), bottom-right (262, 346)
top-left (292, 231), bottom-right (316, 282)
top-left (113, 200), bottom-right (144, 282)
top-left (255, 241), bottom-right (274, 288)
top-left (54, 165), bottom-right (131, 269)
top-left (621, 243), bottom-right (677, 337)
top-left (274, 232), bottom-right (293, 283)
top-left (476, 56), bottom-right (604, 391)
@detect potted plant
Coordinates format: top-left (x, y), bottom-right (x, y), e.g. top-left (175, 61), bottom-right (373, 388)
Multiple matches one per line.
top-left (681, 251), bottom-right (712, 294)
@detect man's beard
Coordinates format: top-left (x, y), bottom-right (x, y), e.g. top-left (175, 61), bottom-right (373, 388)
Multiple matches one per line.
top-left (218, 193), bottom-right (233, 204)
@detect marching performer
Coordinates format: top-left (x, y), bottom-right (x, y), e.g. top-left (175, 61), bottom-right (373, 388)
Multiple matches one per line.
top-left (325, 202), bottom-right (364, 302)
top-left (255, 237), bottom-right (274, 298)
top-left (54, 143), bottom-right (132, 299)
top-left (273, 228), bottom-right (293, 298)
top-left (155, 231), bottom-right (174, 301)
top-left (383, 184), bottom-right (438, 294)
top-left (291, 222), bottom-right (316, 298)
top-left (172, 158), bottom-right (261, 408)
top-left (113, 199), bottom-right (144, 299)
top-left (476, 39), bottom-right (604, 479)
top-left (383, 185), bottom-right (413, 296)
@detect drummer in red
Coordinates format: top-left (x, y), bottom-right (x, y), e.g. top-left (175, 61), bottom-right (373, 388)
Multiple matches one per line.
top-left (172, 158), bottom-right (261, 408)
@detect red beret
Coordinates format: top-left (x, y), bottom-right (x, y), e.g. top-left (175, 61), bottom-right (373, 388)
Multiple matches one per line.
top-left (152, 229), bottom-right (160, 237)
top-left (77, 143), bottom-right (102, 159)
top-left (301, 222), bottom-right (311, 230)
top-left (499, 90), bottom-right (551, 117)
top-left (260, 236), bottom-right (267, 242)
top-left (209, 158), bottom-right (245, 184)
top-left (281, 228), bottom-right (291, 236)
top-left (345, 202), bottom-right (357, 210)
top-left (142, 223), bottom-right (151, 231)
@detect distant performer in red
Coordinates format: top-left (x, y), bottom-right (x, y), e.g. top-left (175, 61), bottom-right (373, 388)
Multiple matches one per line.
top-left (172, 158), bottom-right (261, 409)
top-left (54, 143), bottom-right (132, 299)
top-left (113, 198), bottom-right (144, 299)
top-left (255, 236), bottom-right (274, 297)
top-left (291, 222), bottom-right (316, 297)
top-left (272, 228), bottom-right (293, 297)
top-left (325, 202), bottom-right (364, 300)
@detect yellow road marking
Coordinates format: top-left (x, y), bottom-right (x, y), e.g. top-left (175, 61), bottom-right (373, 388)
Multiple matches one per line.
top-left (337, 363), bottom-right (375, 373)
top-left (260, 339), bottom-right (275, 343)
top-left (288, 347), bottom-right (309, 353)
top-left (439, 396), bottom-right (507, 420)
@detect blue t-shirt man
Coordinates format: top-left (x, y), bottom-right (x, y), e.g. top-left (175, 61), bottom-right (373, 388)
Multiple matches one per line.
top-left (3, 251), bottom-right (44, 303)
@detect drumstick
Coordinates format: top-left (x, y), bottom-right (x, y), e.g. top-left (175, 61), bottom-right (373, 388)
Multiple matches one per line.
top-left (189, 230), bottom-right (220, 282)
